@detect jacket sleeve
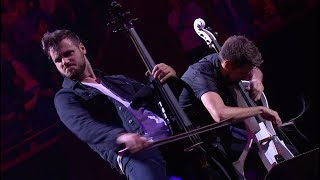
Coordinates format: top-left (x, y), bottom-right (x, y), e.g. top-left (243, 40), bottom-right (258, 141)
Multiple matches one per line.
top-left (54, 90), bottom-right (126, 153)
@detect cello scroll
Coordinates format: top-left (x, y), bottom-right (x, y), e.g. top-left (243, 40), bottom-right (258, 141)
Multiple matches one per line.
top-left (193, 18), bottom-right (221, 52)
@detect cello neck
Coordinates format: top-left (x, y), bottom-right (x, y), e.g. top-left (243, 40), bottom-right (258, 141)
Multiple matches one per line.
top-left (237, 81), bottom-right (264, 123)
top-left (106, 1), bottom-right (194, 130)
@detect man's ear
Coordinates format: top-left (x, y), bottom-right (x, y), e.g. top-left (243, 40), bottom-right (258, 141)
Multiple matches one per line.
top-left (223, 60), bottom-right (233, 71)
top-left (79, 43), bottom-right (86, 54)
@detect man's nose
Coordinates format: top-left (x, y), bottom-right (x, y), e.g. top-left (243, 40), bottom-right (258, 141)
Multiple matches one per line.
top-left (62, 58), bottom-right (70, 65)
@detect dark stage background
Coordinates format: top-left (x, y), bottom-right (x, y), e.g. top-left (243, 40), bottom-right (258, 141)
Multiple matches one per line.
top-left (1, 0), bottom-right (318, 179)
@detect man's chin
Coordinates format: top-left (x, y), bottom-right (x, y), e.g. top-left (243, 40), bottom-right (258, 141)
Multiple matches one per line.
top-left (63, 66), bottom-right (84, 80)
top-left (63, 72), bottom-right (76, 79)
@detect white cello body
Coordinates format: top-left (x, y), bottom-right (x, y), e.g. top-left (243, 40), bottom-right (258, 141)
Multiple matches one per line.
top-left (193, 18), bottom-right (295, 177)
top-left (231, 81), bottom-right (294, 177)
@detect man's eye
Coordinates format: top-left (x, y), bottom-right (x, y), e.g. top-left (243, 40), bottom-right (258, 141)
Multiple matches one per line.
top-left (65, 51), bottom-right (73, 57)
top-left (54, 57), bottom-right (62, 63)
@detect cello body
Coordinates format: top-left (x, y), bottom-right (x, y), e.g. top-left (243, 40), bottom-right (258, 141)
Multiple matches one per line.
top-left (231, 81), bottom-right (294, 177)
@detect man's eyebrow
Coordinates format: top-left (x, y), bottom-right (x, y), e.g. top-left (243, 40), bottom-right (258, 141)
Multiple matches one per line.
top-left (63, 50), bottom-right (73, 56)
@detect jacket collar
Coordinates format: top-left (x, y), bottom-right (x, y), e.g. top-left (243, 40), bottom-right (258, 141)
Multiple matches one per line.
top-left (61, 69), bottom-right (106, 89)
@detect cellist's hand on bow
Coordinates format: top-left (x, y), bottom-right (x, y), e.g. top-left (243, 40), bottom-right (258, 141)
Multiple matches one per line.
top-left (117, 133), bottom-right (153, 154)
top-left (145, 63), bottom-right (177, 84)
top-left (260, 107), bottom-right (282, 128)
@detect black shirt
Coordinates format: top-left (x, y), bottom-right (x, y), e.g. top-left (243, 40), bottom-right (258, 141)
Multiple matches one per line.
top-left (179, 53), bottom-right (247, 160)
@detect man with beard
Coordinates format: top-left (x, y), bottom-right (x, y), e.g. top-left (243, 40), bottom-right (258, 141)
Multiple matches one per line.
top-left (41, 29), bottom-right (178, 180)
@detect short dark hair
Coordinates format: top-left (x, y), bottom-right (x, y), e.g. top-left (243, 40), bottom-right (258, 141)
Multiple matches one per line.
top-left (41, 29), bottom-right (81, 59)
top-left (219, 35), bottom-right (263, 67)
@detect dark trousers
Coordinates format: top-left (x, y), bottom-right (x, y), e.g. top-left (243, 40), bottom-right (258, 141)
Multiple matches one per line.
top-left (120, 148), bottom-right (168, 180)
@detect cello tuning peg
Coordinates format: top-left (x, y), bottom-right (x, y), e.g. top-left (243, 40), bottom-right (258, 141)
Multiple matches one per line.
top-left (205, 27), bottom-right (212, 31)
top-left (214, 32), bottom-right (218, 36)
top-left (112, 27), bottom-right (122, 33)
top-left (111, 1), bottom-right (121, 7)
top-left (106, 20), bottom-right (115, 27)
top-left (129, 18), bottom-right (138, 25)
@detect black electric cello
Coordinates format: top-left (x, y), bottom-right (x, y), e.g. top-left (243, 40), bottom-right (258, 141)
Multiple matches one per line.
top-left (107, 1), bottom-right (241, 179)
top-left (193, 18), bottom-right (295, 177)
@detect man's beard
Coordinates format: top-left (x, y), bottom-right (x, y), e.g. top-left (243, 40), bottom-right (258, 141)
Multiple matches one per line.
top-left (64, 60), bottom-right (86, 80)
